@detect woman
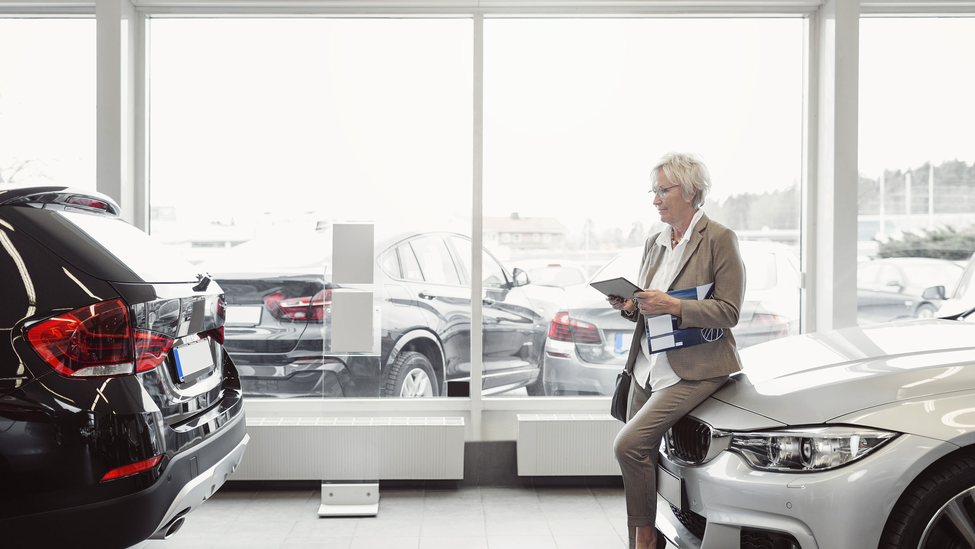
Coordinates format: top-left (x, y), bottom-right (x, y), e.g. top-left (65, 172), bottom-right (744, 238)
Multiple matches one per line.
top-left (610, 152), bottom-right (745, 549)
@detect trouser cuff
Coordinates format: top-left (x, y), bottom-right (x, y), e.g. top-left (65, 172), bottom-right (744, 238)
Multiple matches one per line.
top-left (627, 515), bottom-right (654, 528)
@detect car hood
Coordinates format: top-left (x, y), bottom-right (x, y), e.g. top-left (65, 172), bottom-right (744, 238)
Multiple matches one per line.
top-left (711, 319), bottom-right (975, 425)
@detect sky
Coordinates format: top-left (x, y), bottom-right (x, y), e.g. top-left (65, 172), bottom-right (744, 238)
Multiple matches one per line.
top-left (2, 16), bottom-right (974, 237)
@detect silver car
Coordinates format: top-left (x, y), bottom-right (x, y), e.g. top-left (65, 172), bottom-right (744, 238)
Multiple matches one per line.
top-left (656, 308), bottom-right (975, 549)
top-left (540, 241), bottom-right (800, 396)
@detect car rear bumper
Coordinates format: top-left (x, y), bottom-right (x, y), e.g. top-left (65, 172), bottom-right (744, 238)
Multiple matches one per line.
top-left (235, 356), bottom-right (354, 397)
top-left (655, 434), bottom-right (942, 549)
top-left (543, 342), bottom-right (619, 395)
top-left (2, 413), bottom-right (249, 548)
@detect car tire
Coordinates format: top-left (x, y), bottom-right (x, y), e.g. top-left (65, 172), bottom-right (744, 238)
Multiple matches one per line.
top-left (879, 452), bottom-right (975, 549)
top-left (915, 304), bottom-right (938, 319)
top-left (383, 351), bottom-right (439, 397)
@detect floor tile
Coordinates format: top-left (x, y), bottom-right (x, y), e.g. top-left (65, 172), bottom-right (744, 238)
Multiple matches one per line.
top-left (487, 536), bottom-right (558, 549)
top-left (125, 485), bottom-right (628, 549)
top-left (419, 536), bottom-right (490, 549)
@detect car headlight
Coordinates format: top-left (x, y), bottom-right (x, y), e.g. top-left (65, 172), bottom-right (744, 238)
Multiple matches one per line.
top-left (728, 426), bottom-right (898, 472)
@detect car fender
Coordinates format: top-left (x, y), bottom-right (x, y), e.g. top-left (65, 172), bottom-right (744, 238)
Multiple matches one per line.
top-left (386, 328), bottom-right (446, 384)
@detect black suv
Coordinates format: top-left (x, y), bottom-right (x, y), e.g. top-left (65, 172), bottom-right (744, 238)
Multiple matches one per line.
top-left (0, 187), bottom-right (248, 547)
top-left (204, 228), bottom-right (546, 398)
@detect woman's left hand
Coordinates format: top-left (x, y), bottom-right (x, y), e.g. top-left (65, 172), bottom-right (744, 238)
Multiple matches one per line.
top-left (634, 290), bottom-right (682, 317)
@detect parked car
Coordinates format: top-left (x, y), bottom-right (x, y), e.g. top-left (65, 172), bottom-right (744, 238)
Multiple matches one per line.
top-left (539, 241), bottom-right (800, 396)
top-left (656, 308), bottom-right (975, 549)
top-left (936, 251), bottom-right (975, 318)
top-left (200, 228), bottom-right (546, 398)
top-left (856, 257), bottom-right (963, 324)
top-left (509, 259), bottom-right (589, 321)
top-left (0, 187), bottom-right (248, 547)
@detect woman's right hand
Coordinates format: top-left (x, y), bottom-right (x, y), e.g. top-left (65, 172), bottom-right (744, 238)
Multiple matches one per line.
top-left (607, 295), bottom-right (636, 313)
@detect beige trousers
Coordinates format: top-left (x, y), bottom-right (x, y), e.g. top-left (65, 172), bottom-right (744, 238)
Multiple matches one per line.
top-left (613, 375), bottom-right (728, 548)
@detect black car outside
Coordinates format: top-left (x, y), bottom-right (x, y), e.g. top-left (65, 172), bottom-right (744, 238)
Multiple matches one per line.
top-left (0, 187), bottom-right (248, 547)
top-left (203, 228), bottom-right (546, 398)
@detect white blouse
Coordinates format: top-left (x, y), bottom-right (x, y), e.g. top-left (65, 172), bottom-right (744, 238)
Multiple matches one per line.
top-left (632, 208), bottom-right (705, 390)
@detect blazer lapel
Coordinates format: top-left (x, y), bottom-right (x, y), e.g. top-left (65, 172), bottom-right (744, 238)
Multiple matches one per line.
top-left (643, 242), bottom-right (666, 288)
top-left (672, 213), bottom-right (708, 286)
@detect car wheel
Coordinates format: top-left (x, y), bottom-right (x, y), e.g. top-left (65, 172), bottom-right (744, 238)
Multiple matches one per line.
top-left (383, 351), bottom-right (439, 397)
top-left (916, 304), bottom-right (938, 319)
top-left (879, 453), bottom-right (975, 549)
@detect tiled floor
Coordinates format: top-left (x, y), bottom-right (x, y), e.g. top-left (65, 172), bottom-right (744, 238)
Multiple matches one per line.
top-left (130, 484), bottom-right (632, 549)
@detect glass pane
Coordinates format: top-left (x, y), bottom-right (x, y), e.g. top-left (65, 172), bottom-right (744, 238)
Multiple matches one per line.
top-left (0, 19), bottom-right (95, 189)
top-left (150, 18), bottom-right (472, 398)
top-left (858, 18), bottom-right (975, 325)
top-left (484, 18), bottom-right (803, 397)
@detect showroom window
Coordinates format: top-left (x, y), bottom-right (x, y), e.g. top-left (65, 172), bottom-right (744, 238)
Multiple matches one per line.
top-left (149, 18), bottom-right (472, 398)
top-left (483, 18), bottom-right (803, 397)
top-left (0, 19), bottom-right (95, 190)
top-left (858, 18), bottom-right (975, 325)
top-left (148, 15), bottom-right (802, 400)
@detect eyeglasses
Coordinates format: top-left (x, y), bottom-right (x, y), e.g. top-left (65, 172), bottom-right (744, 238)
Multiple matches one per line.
top-left (650, 184), bottom-right (681, 199)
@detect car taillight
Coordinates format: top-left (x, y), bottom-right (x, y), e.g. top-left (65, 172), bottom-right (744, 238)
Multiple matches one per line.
top-left (548, 312), bottom-right (601, 344)
top-left (310, 290), bottom-right (331, 321)
top-left (205, 326), bottom-right (225, 345)
top-left (66, 195), bottom-right (111, 211)
top-left (751, 313), bottom-right (791, 338)
top-left (26, 299), bottom-right (174, 378)
top-left (264, 290), bottom-right (331, 321)
top-left (101, 455), bottom-right (162, 482)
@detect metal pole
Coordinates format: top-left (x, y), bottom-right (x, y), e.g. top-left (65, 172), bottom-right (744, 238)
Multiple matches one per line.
top-left (928, 163), bottom-right (935, 230)
top-left (878, 171), bottom-right (886, 240)
top-left (905, 170), bottom-right (913, 218)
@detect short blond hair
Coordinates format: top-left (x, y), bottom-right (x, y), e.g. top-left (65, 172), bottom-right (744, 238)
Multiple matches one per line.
top-left (650, 152), bottom-right (711, 209)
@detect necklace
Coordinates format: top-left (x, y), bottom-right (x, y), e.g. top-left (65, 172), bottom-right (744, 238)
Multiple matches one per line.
top-left (670, 230), bottom-right (683, 246)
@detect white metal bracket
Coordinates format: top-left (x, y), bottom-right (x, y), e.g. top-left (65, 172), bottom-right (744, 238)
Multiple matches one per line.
top-left (318, 481), bottom-right (380, 517)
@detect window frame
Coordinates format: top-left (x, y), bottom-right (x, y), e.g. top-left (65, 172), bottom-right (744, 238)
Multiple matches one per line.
top-left (6, 0), bottom-right (972, 442)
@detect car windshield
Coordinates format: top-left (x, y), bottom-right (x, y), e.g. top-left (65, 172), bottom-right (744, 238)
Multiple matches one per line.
top-left (902, 262), bottom-right (963, 290)
top-left (198, 230), bottom-right (332, 274)
top-left (528, 266), bottom-right (587, 288)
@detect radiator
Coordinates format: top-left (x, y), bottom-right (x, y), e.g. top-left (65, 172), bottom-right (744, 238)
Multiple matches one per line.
top-left (232, 417), bottom-right (465, 480)
top-left (517, 414), bottom-right (623, 476)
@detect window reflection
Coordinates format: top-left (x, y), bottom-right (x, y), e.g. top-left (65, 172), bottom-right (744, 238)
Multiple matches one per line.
top-left (485, 18), bottom-right (803, 397)
top-left (858, 18), bottom-right (975, 325)
top-left (0, 19), bottom-right (95, 189)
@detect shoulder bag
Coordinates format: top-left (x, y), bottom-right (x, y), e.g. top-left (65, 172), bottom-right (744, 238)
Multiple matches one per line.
top-left (610, 368), bottom-right (631, 422)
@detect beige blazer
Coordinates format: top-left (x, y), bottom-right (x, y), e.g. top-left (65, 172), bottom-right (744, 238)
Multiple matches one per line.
top-left (622, 213), bottom-right (746, 381)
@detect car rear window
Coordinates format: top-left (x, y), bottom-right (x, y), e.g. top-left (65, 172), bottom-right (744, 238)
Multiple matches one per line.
top-left (59, 210), bottom-right (201, 283)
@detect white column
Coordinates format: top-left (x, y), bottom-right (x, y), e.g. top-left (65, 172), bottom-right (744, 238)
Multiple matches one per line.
top-left (471, 13), bottom-right (484, 440)
top-left (804, 0), bottom-right (860, 332)
top-left (96, 0), bottom-right (141, 227)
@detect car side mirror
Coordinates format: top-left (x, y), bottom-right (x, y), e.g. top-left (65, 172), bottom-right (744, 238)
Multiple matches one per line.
top-left (921, 285), bottom-right (947, 300)
top-left (511, 268), bottom-right (530, 288)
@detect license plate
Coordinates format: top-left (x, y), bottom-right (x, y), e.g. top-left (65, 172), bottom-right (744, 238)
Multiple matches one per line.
top-left (658, 466), bottom-right (685, 511)
top-left (613, 332), bottom-right (628, 357)
top-left (174, 339), bottom-right (214, 383)
top-left (226, 306), bottom-right (262, 326)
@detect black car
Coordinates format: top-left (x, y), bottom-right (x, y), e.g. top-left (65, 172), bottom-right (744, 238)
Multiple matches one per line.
top-left (202, 228), bottom-right (546, 398)
top-left (0, 187), bottom-right (248, 547)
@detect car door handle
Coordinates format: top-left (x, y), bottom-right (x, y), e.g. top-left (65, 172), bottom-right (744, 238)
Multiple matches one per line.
top-left (482, 297), bottom-right (496, 306)
top-left (418, 291), bottom-right (437, 300)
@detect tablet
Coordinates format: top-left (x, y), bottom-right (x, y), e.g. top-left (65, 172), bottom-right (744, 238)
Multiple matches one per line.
top-left (590, 277), bottom-right (643, 298)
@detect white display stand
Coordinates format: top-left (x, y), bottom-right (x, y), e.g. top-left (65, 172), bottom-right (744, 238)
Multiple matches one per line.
top-left (318, 481), bottom-right (380, 517)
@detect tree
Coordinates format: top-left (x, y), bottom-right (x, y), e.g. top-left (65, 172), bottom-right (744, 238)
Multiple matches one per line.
top-left (878, 225), bottom-right (975, 261)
